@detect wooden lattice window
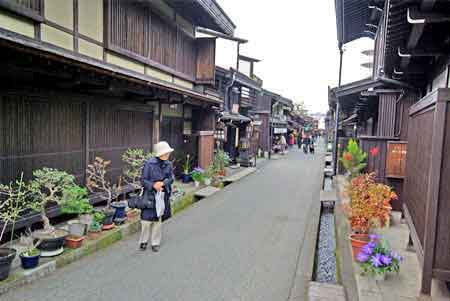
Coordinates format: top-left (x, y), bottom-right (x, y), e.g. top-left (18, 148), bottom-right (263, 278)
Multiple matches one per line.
top-left (0, 0), bottom-right (43, 22)
top-left (386, 141), bottom-right (407, 178)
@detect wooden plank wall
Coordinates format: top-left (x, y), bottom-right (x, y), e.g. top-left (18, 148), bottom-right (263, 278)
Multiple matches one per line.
top-left (107, 0), bottom-right (198, 80)
top-left (404, 108), bottom-right (435, 247)
top-left (0, 90), bottom-right (153, 185)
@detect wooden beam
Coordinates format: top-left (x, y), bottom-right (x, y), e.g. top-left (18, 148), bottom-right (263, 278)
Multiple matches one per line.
top-left (399, 47), bottom-right (446, 58)
top-left (401, 0), bottom-right (437, 69)
top-left (408, 6), bottom-right (450, 24)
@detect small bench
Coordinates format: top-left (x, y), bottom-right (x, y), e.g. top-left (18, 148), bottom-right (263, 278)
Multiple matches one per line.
top-left (194, 186), bottom-right (220, 200)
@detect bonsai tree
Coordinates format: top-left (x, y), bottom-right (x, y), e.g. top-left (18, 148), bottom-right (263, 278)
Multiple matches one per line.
top-left (60, 185), bottom-right (93, 217)
top-left (122, 148), bottom-right (154, 191)
top-left (86, 157), bottom-right (118, 209)
top-left (29, 168), bottom-right (76, 233)
top-left (339, 139), bottom-right (367, 178)
top-left (0, 173), bottom-right (33, 242)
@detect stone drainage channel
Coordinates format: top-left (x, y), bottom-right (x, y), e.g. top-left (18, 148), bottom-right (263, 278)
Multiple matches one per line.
top-left (313, 175), bottom-right (337, 284)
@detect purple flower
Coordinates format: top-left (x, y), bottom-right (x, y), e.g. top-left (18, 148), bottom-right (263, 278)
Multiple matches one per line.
top-left (371, 253), bottom-right (383, 267)
top-left (193, 167), bottom-right (204, 173)
top-left (390, 251), bottom-right (403, 262)
top-left (357, 252), bottom-right (370, 263)
top-left (361, 243), bottom-right (375, 255)
top-left (380, 255), bottom-right (392, 266)
top-left (369, 234), bottom-right (380, 242)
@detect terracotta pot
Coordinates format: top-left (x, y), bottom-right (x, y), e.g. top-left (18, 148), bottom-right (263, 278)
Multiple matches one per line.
top-left (349, 233), bottom-right (370, 259)
top-left (65, 236), bottom-right (85, 249)
top-left (88, 231), bottom-right (101, 240)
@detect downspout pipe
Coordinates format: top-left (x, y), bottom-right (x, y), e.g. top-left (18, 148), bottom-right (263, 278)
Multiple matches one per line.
top-left (333, 45), bottom-right (344, 176)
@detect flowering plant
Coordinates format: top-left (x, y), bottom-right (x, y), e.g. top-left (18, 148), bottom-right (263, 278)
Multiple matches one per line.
top-left (182, 154), bottom-right (191, 174)
top-left (191, 167), bottom-right (205, 183)
top-left (339, 139), bottom-right (367, 178)
top-left (357, 234), bottom-right (402, 277)
top-left (345, 173), bottom-right (397, 233)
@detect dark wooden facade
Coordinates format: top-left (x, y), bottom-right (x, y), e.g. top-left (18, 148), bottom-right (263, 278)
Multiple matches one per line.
top-left (0, 0), bottom-right (236, 232)
top-left (403, 89), bottom-right (450, 291)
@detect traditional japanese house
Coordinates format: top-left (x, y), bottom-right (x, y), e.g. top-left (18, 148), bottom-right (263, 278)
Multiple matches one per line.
top-left (0, 0), bottom-right (236, 228)
top-left (332, 0), bottom-right (450, 294)
top-left (213, 65), bottom-right (262, 165)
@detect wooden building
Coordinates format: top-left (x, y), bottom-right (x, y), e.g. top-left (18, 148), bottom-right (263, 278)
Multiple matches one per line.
top-left (213, 66), bottom-right (262, 164)
top-left (332, 0), bottom-right (450, 294)
top-left (0, 0), bottom-right (236, 225)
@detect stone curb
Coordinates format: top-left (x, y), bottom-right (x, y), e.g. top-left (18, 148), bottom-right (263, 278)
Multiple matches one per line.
top-left (0, 161), bottom-right (269, 296)
top-left (334, 175), bottom-right (359, 301)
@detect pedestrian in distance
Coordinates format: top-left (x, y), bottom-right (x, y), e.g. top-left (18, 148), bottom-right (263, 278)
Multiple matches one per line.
top-left (139, 141), bottom-right (174, 252)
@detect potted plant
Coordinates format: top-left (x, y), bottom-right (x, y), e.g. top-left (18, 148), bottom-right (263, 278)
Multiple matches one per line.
top-left (204, 165), bottom-right (216, 186)
top-left (28, 168), bottom-right (73, 257)
top-left (191, 167), bottom-right (205, 187)
top-left (19, 231), bottom-right (41, 270)
top-left (339, 139), bottom-right (367, 178)
top-left (0, 173), bottom-right (32, 279)
top-left (86, 157), bottom-right (119, 229)
top-left (356, 234), bottom-right (402, 280)
top-left (119, 149), bottom-right (154, 222)
top-left (181, 154), bottom-right (192, 183)
top-left (344, 173), bottom-right (397, 258)
top-left (87, 220), bottom-right (102, 240)
top-left (214, 150), bottom-right (230, 176)
top-left (60, 185), bottom-right (93, 237)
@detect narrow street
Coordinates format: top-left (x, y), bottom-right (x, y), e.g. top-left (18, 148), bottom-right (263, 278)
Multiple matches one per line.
top-left (4, 146), bottom-right (324, 301)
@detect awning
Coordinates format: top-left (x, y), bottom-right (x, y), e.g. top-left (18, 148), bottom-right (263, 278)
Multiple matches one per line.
top-left (334, 77), bottom-right (383, 98)
top-left (219, 112), bottom-right (252, 123)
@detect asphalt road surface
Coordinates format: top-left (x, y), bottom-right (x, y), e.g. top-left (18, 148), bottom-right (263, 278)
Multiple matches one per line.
top-left (4, 146), bottom-right (323, 301)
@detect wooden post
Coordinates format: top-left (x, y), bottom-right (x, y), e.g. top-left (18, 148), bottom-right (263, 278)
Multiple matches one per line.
top-left (420, 99), bottom-right (447, 295)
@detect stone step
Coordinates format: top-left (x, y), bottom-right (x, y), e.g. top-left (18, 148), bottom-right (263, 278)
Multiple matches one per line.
top-left (194, 186), bottom-right (221, 199)
top-left (223, 167), bottom-right (256, 183)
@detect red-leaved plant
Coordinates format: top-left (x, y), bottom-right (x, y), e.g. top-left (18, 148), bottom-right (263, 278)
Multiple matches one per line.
top-left (344, 173), bottom-right (397, 234)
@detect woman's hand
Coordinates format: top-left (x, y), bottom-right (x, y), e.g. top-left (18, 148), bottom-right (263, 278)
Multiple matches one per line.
top-left (153, 181), bottom-right (164, 191)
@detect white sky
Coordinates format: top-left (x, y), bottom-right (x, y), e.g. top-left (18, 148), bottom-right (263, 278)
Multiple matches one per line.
top-left (214, 0), bottom-right (374, 114)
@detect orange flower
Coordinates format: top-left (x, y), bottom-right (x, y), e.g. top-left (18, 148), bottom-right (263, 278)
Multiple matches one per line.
top-left (343, 152), bottom-right (353, 162)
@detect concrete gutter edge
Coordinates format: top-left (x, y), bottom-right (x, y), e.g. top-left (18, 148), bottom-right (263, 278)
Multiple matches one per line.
top-left (334, 175), bottom-right (359, 301)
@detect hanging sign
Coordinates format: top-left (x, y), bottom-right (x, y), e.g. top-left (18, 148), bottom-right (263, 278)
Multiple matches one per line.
top-left (274, 128), bottom-right (287, 134)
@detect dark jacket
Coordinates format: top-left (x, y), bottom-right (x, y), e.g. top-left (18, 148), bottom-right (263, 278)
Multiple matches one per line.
top-left (140, 157), bottom-right (174, 222)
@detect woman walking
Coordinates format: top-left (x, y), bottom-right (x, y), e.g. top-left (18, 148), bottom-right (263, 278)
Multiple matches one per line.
top-left (139, 141), bottom-right (174, 252)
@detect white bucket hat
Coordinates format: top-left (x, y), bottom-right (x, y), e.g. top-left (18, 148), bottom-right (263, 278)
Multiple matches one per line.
top-left (154, 141), bottom-right (174, 157)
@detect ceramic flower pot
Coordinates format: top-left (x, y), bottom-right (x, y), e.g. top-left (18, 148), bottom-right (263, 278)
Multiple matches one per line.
top-left (349, 234), bottom-right (370, 259)
top-left (20, 252), bottom-right (41, 270)
top-left (34, 229), bottom-right (69, 257)
top-left (111, 201), bottom-right (127, 222)
top-left (68, 220), bottom-right (86, 237)
top-left (65, 235), bottom-right (85, 249)
top-left (181, 173), bottom-right (192, 183)
top-left (0, 248), bottom-right (16, 280)
top-left (102, 208), bottom-right (115, 226)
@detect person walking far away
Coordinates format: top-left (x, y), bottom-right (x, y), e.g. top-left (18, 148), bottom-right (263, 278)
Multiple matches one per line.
top-left (139, 141), bottom-right (174, 252)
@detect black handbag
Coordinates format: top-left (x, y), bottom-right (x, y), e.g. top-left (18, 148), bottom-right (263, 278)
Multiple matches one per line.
top-left (128, 190), bottom-right (155, 209)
